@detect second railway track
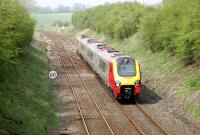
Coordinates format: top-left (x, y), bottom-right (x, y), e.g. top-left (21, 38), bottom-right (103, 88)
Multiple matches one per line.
top-left (59, 49), bottom-right (115, 134)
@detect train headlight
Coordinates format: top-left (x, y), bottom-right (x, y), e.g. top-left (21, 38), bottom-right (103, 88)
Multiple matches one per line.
top-left (134, 80), bottom-right (140, 87)
top-left (115, 80), bottom-right (121, 87)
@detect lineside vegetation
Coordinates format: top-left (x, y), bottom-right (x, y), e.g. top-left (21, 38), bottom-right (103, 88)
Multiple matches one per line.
top-left (0, 0), bottom-right (57, 134)
top-left (0, 0), bottom-right (35, 80)
top-left (72, 0), bottom-right (200, 65)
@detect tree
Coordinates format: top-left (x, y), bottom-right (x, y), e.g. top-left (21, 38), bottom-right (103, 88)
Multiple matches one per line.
top-left (55, 5), bottom-right (71, 13)
top-left (16, 0), bottom-right (37, 10)
top-left (0, 0), bottom-right (35, 80)
top-left (72, 3), bottom-right (87, 12)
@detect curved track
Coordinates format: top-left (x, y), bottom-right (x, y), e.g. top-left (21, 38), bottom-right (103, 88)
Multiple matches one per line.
top-left (47, 34), bottom-right (171, 135)
top-left (57, 49), bottom-right (115, 134)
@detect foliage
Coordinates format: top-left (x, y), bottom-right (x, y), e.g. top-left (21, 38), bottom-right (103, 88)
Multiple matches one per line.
top-left (140, 0), bottom-right (200, 64)
top-left (73, 1), bottom-right (200, 64)
top-left (0, 0), bottom-right (35, 80)
top-left (0, 1), bottom-right (57, 134)
top-left (176, 74), bottom-right (200, 118)
top-left (72, 2), bottom-right (146, 40)
top-left (51, 20), bottom-right (69, 27)
top-left (0, 46), bottom-right (57, 135)
top-left (85, 29), bottom-right (200, 119)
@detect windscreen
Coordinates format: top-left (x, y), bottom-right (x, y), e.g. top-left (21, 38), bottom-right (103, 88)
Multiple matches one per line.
top-left (117, 57), bottom-right (136, 76)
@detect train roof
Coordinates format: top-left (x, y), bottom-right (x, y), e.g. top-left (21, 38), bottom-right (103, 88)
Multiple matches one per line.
top-left (77, 35), bottom-right (133, 62)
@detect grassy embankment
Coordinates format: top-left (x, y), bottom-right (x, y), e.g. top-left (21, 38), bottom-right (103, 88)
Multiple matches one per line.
top-left (0, 42), bottom-right (58, 135)
top-left (72, 1), bottom-right (200, 119)
top-left (84, 29), bottom-right (200, 119)
top-left (0, 43), bottom-right (57, 135)
top-left (0, 0), bottom-right (57, 134)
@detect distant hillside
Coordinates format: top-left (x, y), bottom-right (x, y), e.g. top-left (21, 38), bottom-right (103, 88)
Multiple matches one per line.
top-left (30, 3), bottom-right (89, 13)
top-left (32, 13), bottom-right (73, 26)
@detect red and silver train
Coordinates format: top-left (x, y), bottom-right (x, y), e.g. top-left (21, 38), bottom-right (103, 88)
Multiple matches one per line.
top-left (76, 35), bottom-right (142, 100)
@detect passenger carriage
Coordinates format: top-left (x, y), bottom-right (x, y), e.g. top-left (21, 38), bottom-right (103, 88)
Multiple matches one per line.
top-left (76, 35), bottom-right (141, 100)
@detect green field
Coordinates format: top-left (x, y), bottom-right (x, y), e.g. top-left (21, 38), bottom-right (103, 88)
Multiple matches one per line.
top-left (32, 13), bottom-right (73, 26)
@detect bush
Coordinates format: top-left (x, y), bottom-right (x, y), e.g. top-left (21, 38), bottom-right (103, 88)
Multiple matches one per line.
top-left (140, 8), bottom-right (164, 52)
top-left (0, 0), bottom-right (35, 80)
top-left (0, 46), bottom-right (57, 135)
top-left (51, 20), bottom-right (69, 27)
top-left (73, 0), bottom-right (200, 64)
top-left (72, 2), bottom-right (145, 40)
top-left (140, 0), bottom-right (200, 64)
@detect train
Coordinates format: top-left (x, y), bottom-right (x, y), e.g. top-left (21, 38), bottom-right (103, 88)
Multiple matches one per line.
top-left (75, 35), bottom-right (142, 100)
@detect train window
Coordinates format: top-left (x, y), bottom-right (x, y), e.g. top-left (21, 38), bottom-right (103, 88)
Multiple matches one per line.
top-left (87, 49), bottom-right (93, 60)
top-left (99, 59), bottom-right (106, 73)
top-left (117, 58), bottom-right (136, 76)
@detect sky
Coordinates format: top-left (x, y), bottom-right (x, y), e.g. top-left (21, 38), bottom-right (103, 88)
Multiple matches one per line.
top-left (35, 0), bottom-right (162, 8)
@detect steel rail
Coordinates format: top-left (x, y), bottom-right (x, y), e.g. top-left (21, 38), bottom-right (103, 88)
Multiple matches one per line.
top-left (95, 77), bottom-right (146, 135)
top-left (61, 41), bottom-right (145, 135)
top-left (64, 38), bottom-right (171, 135)
top-left (136, 104), bottom-right (171, 135)
top-left (50, 44), bottom-right (91, 72)
top-left (60, 54), bottom-right (91, 71)
top-left (61, 49), bottom-right (115, 135)
top-left (52, 36), bottom-right (115, 134)
top-left (92, 69), bottom-right (170, 135)
top-left (50, 36), bottom-right (170, 135)
top-left (58, 53), bottom-right (90, 135)
top-left (69, 54), bottom-right (84, 61)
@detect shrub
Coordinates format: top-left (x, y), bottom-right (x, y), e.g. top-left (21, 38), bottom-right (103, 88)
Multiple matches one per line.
top-left (0, 0), bottom-right (35, 80)
top-left (72, 2), bottom-right (145, 40)
top-left (51, 20), bottom-right (69, 27)
top-left (73, 0), bottom-right (200, 64)
top-left (140, 0), bottom-right (200, 64)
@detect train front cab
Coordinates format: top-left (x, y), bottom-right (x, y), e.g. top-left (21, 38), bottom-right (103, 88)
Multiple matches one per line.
top-left (108, 57), bottom-right (141, 100)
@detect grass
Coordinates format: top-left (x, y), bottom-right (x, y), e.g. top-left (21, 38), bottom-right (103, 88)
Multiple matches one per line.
top-left (177, 75), bottom-right (200, 118)
top-left (84, 29), bottom-right (200, 119)
top-left (32, 13), bottom-right (73, 26)
top-left (85, 30), bottom-right (182, 78)
top-left (0, 44), bottom-right (57, 135)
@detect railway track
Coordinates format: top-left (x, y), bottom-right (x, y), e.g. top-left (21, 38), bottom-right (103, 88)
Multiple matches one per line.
top-left (55, 46), bottom-right (115, 134)
top-left (96, 78), bottom-right (170, 135)
top-left (48, 34), bottom-right (171, 135)
top-left (63, 37), bottom-right (171, 135)
top-left (59, 54), bottom-right (89, 135)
